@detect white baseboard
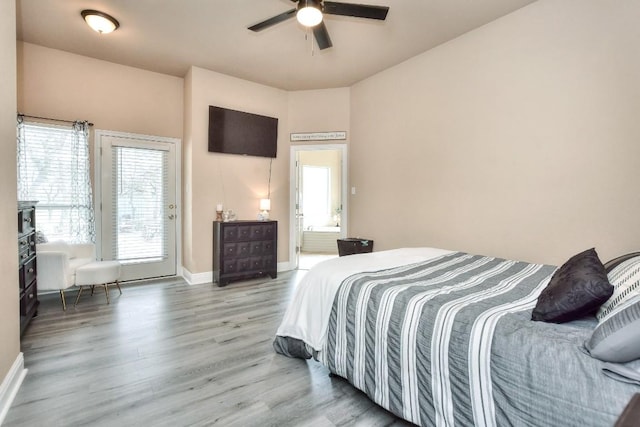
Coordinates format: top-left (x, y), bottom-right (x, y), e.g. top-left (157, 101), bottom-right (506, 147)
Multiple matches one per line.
top-left (182, 262), bottom-right (294, 285)
top-left (181, 268), bottom-right (213, 285)
top-left (277, 261), bottom-right (295, 273)
top-left (0, 352), bottom-right (27, 425)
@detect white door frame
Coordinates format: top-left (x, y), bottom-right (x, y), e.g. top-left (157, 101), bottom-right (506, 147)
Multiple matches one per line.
top-left (94, 129), bottom-right (183, 278)
top-left (289, 143), bottom-right (348, 269)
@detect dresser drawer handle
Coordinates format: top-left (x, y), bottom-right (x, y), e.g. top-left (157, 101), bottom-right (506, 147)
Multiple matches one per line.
top-left (25, 218), bottom-right (32, 223)
top-left (21, 254), bottom-right (28, 259)
top-left (29, 293), bottom-right (34, 299)
top-left (28, 268), bottom-right (34, 273)
top-left (20, 241), bottom-right (27, 246)
top-left (30, 241), bottom-right (35, 246)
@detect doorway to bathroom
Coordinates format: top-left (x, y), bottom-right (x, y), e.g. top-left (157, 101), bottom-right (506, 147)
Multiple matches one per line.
top-left (290, 144), bottom-right (347, 270)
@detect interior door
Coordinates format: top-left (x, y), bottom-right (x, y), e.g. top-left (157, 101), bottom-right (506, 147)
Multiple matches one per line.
top-left (99, 134), bottom-right (177, 281)
top-left (294, 154), bottom-right (303, 269)
top-left (290, 144), bottom-right (348, 269)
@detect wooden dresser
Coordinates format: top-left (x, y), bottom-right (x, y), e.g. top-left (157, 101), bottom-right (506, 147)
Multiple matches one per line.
top-left (213, 220), bottom-right (277, 287)
top-left (18, 201), bottom-right (39, 335)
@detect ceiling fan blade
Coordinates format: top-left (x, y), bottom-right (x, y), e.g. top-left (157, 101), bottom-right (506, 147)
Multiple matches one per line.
top-left (323, 2), bottom-right (389, 20)
top-left (248, 9), bottom-right (296, 32)
top-left (313, 22), bottom-right (333, 50)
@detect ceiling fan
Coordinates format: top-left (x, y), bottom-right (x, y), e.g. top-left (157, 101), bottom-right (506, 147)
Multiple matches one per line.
top-left (248, 0), bottom-right (390, 50)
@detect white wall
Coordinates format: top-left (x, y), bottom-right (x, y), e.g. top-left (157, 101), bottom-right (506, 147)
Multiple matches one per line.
top-left (0, 0), bottom-right (20, 397)
top-left (182, 66), bottom-right (289, 273)
top-left (349, 0), bottom-right (640, 265)
top-left (18, 42), bottom-right (183, 139)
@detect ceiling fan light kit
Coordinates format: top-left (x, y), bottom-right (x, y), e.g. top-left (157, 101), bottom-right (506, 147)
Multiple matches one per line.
top-left (296, 0), bottom-right (322, 27)
top-left (249, 1), bottom-right (389, 50)
top-left (297, 0), bottom-right (323, 27)
top-left (81, 9), bottom-right (120, 34)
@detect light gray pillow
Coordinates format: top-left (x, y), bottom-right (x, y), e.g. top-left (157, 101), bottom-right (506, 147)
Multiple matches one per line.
top-left (586, 301), bottom-right (640, 363)
top-left (597, 255), bottom-right (640, 320)
top-left (586, 256), bottom-right (640, 362)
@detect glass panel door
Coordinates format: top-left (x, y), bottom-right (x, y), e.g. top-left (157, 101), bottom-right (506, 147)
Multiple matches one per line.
top-left (100, 135), bottom-right (177, 281)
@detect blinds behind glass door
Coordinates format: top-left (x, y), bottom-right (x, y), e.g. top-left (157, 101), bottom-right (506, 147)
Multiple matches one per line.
top-left (111, 145), bottom-right (169, 263)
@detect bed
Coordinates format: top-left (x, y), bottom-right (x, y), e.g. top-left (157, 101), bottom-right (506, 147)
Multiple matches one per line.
top-left (274, 248), bottom-right (640, 426)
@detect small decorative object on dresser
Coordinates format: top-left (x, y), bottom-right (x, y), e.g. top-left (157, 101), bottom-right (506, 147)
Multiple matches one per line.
top-left (213, 220), bottom-right (277, 287)
top-left (216, 203), bottom-right (223, 222)
top-left (18, 201), bottom-right (39, 335)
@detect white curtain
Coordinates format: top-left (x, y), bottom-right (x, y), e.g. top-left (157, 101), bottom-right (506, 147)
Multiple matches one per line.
top-left (17, 115), bottom-right (96, 243)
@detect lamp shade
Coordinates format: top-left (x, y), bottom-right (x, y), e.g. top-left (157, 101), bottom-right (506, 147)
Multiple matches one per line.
top-left (81, 10), bottom-right (120, 34)
top-left (260, 199), bottom-right (271, 211)
top-left (296, 0), bottom-right (323, 27)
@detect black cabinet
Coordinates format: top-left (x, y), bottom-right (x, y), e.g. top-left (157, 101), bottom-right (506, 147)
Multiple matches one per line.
top-left (213, 220), bottom-right (277, 286)
top-left (18, 201), bottom-right (39, 335)
top-left (337, 238), bottom-right (374, 257)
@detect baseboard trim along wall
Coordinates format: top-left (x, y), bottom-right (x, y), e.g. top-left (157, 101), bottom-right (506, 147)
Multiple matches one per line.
top-left (0, 352), bottom-right (27, 425)
top-left (182, 262), bottom-right (293, 285)
top-left (182, 269), bottom-right (213, 285)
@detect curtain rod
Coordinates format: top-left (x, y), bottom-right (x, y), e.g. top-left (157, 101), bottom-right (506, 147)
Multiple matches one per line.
top-left (18, 113), bottom-right (94, 127)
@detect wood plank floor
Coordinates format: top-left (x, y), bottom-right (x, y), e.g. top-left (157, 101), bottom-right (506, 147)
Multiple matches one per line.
top-left (5, 272), bottom-right (412, 427)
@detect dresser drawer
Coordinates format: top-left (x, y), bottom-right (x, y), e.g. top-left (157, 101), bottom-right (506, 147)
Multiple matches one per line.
top-left (263, 255), bottom-right (275, 269)
top-left (223, 242), bottom-right (239, 258)
top-left (262, 223), bottom-right (276, 239)
top-left (237, 258), bottom-right (250, 272)
top-left (222, 225), bottom-right (239, 241)
top-left (20, 281), bottom-right (38, 317)
top-left (250, 257), bottom-right (264, 270)
top-left (22, 257), bottom-right (37, 288)
top-left (237, 242), bottom-right (250, 257)
top-left (238, 225), bottom-right (252, 241)
top-left (19, 244), bottom-right (29, 264)
top-left (222, 258), bottom-right (238, 274)
top-left (19, 264), bottom-right (25, 292)
top-left (224, 241), bottom-right (254, 257)
top-left (19, 235), bottom-right (30, 257)
top-left (250, 241), bottom-right (263, 255)
top-left (19, 233), bottom-right (36, 263)
top-left (250, 225), bottom-right (265, 240)
top-left (18, 208), bottom-right (36, 235)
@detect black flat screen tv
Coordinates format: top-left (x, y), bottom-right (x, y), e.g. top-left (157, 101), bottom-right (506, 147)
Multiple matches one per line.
top-left (208, 106), bottom-right (278, 158)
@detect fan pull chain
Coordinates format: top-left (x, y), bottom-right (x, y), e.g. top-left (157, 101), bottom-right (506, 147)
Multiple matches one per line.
top-left (302, 27), bottom-right (315, 56)
top-left (303, 28), bottom-right (314, 56)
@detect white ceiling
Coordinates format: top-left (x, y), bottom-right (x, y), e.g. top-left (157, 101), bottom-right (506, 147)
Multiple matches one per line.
top-left (16, 0), bottom-right (537, 91)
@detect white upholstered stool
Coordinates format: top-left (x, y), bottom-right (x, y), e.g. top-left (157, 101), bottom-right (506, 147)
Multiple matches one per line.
top-left (74, 261), bottom-right (122, 306)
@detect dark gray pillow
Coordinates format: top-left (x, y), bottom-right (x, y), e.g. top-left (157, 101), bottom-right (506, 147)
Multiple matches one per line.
top-left (531, 248), bottom-right (613, 323)
top-left (586, 301), bottom-right (640, 362)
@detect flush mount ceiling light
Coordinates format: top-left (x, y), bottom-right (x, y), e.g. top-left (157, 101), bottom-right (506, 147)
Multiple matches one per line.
top-left (296, 0), bottom-right (323, 27)
top-left (81, 9), bottom-right (120, 34)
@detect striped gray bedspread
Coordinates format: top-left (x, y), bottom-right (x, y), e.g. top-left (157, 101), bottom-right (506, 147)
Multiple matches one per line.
top-left (318, 252), bottom-right (640, 426)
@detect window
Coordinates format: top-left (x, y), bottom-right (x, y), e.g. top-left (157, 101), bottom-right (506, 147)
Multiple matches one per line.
top-left (17, 120), bottom-right (95, 243)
